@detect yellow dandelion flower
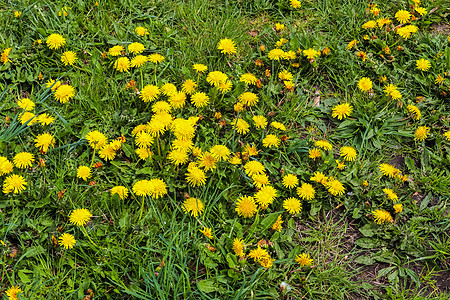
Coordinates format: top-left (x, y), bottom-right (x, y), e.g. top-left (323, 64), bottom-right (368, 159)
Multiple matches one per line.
top-left (131, 55), bottom-right (148, 68)
top-left (148, 53), bottom-right (165, 64)
top-left (326, 179), bottom-right (345, 196)
top-left (111, 186), bottom-right (128, 200)
top-left (217, 38), bottom-right (236, 54)
top-left (271, 215), bottom-right (283, 232)
top-left (206, 71), bottom-right (228, 87)
top-left (295, 253), bottom-right (313, 267)
top-left (310, 171), bottom-right (328, 185)
top-left (235, 195), bottom-right (257, 218)
top-left (252, 173), bottom-right (270, 188)
top-left (69, 208), bottom-right (92, 226)
top-left (218, 80), bottom-right (233, 93)
top-left (13, 152), bottom-right (34, 169)
top-left (108, 45), bottom-right (124, 56)
top-left (254, 185), bottom-right (278, 209)
top-left (0, 157), bottom-right (14, 176)
top-left (283, 197), bottom-right (302, 214)
top-left (395, 10), bottom-right (411, 24)
top-left (444, 131), bottom-right (450, 141)
top-left (3, 174), bottom-right (27, 194)
top-left (152, 101), bottom-right (172, 114)
top-left (209, 145), bottom-right (230, 162)
top-left (232, 118), bottom-right (250, 135)
top-left (181, 79), bottom-right (197, 94)
top-left (407, 105), bottom-right (421, 120)
top-left (76, 166), bottom-right (91, 181)
top-left (340, 146), bottom-right (357, 161)
top-left (46, 33), bottom-right (66, 50)
top-left (135, 26), bottom-right (149, 36)
top-left (346, 40), bottom-right (358, 50)
top-left (244, 160), bottom-right (265, 176)
top-left (0, 48), bottom-right (12, 65)
top-left (252, 115), bottom-right (267, 129)
top-left (37, 113), bottom-right (55, 125)
top-left (17, 98), bottom-right (35, 111)
top-left (19, 111), bottom-right (37, 126)
top-left (199, 227), bottom-right (213, 239)
top-left (263, 134), bottom-right (281, 148)
top-left (416, 58), bottom-right (431, 71)
top-left (314, 140), bottom-right (332, 150)
top-left (393, 203), bottom-right (403, 213)
top-left (282, 174), bottom-right (299, 189)
top-left (270, 121), bottom-right (286, 131)
top-left (332, 103), bottom-right (353, 120)
top-left (297, 182), bottom-right (315, 200)
top-left (34, 133), bottom-right (55, 153)
top-left (290, 0), bottom-right (301, 9)
top-left (362, 20), bottom-right (377, 29)
top-left (268, 48), bottom-right (285, 60)
top-left (248, 246), bottom-right (270, 262)
top-left (238, 92), bottom-right (258, 107)
top-left (379, 163), bottom-right (400, 178)
top-left (308, 148), bottom-right (321, 160)
top-left (46, 79), bottom-right (61, 91)
top-left (128, 42), bottom-right (145, 54)
top-left (233, 238), bottom-right (245, 257)
top-left (415, 126), bottom-right (429, 141)
top-left (303, 48), bottom-right (321, 59)
top-left (59, 233), bottom-right (76, 249)
top-left (61, 51), bottom-right (77, 66)
top-left (168, 91), bottom-right (187, 109)
top-left (182, 197), bottom-right (204, 217)
top-left (193, 63), bottom-right (208, 73)
top-left (54, 85), bottom-right (75, 103)
top-left (85, 130), bottom-right (108, 150)
top-left (99, 144), bottom-right (116, 161)
top-left (5, 286), bottom-right (23, 300)
top-left (240, 73), bottom-right (258, 85)
top-left (186, 166), bottom-right (206, 187)
top-left (168, 149), bottom-right (189, 166)
top-left (140, 84), bottom-right (160, 102)
top-left (372, 209), bottom-right (393, 224)
top-left (197, 152), bottom-right (216, 171)
top-left (357, 77), bottom-right (373, 92)
top-left (383, 188), bottom-right (398, 202)
top-left (114, 57), bottom-right (130, 72)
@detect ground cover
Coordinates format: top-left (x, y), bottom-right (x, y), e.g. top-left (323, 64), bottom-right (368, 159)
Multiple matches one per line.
top-left (0, 0), bottom-right (450, 299)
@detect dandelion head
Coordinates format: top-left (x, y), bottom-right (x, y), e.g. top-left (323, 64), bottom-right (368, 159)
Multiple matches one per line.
top-left (69, 208), bottom-right (93, 226)
top-left (283, 197), bottom-right (302, 214)
top-left (182, 197), bottom-right (204, 217)
top-left (59, 233), bottom-right (76, 249)
top-left (235, 195), bottom-right (258, 218)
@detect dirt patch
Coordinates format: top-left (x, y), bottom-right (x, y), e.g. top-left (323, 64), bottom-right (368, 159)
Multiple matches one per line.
top-left (431, 23), bottom-right (450, 35)
top-left (435, 269), bottom-right (450, 292)
top-left (389, 155), bottom-right (405, 170)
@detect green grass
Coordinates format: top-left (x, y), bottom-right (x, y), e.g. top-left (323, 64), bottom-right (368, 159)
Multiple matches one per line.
top-left (1, 0), bottom-right (450, 299)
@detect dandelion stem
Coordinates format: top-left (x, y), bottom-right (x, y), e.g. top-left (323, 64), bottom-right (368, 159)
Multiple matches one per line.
top-left (140, 68), bottom-right (144, 90)
top-left (154, 65), bottom-right (157, 84)
top-left (89, 150), bottom-right (96, 167)
top-left (138, 196), bottom-right (145, 221)
top-left (156, 136), bottom-right (161, 156)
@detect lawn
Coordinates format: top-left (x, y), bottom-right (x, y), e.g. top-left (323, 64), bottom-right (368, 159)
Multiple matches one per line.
top-left (1, 0), bottom-right (450, 299)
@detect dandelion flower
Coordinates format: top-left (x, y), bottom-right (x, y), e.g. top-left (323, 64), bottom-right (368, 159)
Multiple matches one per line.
top-left (131, 55), bottom-right (148, 68)
top-left (168, 91), bottom-right (187, 109)
top-left (310, 171), bottom-right (328, 185)
top-left (152, 101), bottom-right (172, 114)
top-left (240, 73), bottom-right (258, 85)
top-left (209, 145), bottom-right (230, 162)
top-left (252, 115), bottom-right (267, 129)
top-left (326, 179), bottom-right (345, 196)
top-left (19, 111), bottom-right (37, 125)
top-left (168, 149), bottom-right (189, 166)
top-left (357, 77), bottom-right (373, 92)
top-left (235, 196), bottom-right (257, 218)
top-left (54, 85), bottom-right (75, 103)
top-left (46, 79), bottom-right (61, 91)
top-left (61, 51), bottom-right (77, 66)
top-left (248, 246), bottom-right (270, 263)
top-left (218, 80), bottom-right (233, 93)
top-left (181, 79), bottom-right (197, 94)
top-left (415, 126), bottom-right (429, 141)
top-left (133, 180), bottom-right (151, 196)
top-left (444, 131), bottom-right (450, 141)
top-left (148, 53), bottom-right (165, 64)
top-left (99, 144), bottom-right (116, 161)
top-left (416, 59), bottom-right (431, 71)
top-left (13, 152), bottom-right (34, 169)
top-left (217, 38), bottom-right (236, 54)
top-left (278, 70), bottom-right (293, 81)
top-left (5, 286), bottom-right (23, 300)
top-left (199, 227), bottom-right (213, 239)
top-left (393, 203), bottom-right (403, 213)
top-left (346, 40), bottom-right (358, 50)
top-left (77, 166), bottom-right (91, 181)
top-left (407, 105), bottom-right (421, 120)
top-left (114, 57), bottom-right (130, 72)
top-left (206, 71), bottom-right (228, 87)
top-left (128, 42), bottom-right (145, 54)
top-left (1, 48), bottom-right (12, 65)
top-left (340, 146), bottom-right (357, 161)
top-left (395, 10), bottom-right (411, 24)
top-left (17, 98), bottom-right (35, 111)
top-left (34, 133), bottom-right (55, 153)
top-left (232, 118), bottom-right (250, 134)
top-left (147, 178), bottom-right (167, 199)
top-left (362, 20), bottom-right (377, 29)
top-left (295, 253), bottom-right (313, 267)
top-left (111, 186), bottom-right (128, 200)
top-left (314, 140), bottom-right (332, 150)
top-left (191, 92), bottom-right (209, 108)
top-left (135, 131), bottom-right (154, 148)
top-left (108, 45), bottom-right (124, 56)
top-left (3, 174), bottom-right (27, 194)
top-left (244, 160), bottom-right (265, 176)
top-left (242, 144), bottom-right (259, 157)
top-left (37, 113), bottom-right (55, 125)
top-left (238, 92), bottom-right (259, 107)
top-left (252, 173), bottom-right (270, 188)
top-left (379, 163), bottom-right (400, 178)
top-left (332, 103), bottom-right (353, 120)
top-left (303, 48), bottom-right (321, 59)
top-left (233, 238), bottom-right (245, 257)
top-left (139, 84), bottom-right (160, 102)
top-left (263, 134), bottom-right (281, 148)
top-left (268, 48), bottom-right (285, 60)
top-left (372, 209), bottom-right (393, 224)
top-left (290, 0), bottom-right (301, 8)
top-left (182, 197), bottom-right (204, 217)
top-left (86, 130), bottom-right (108, 150)
top-left (46, 33), bottom-right (66, 50)
top-left (186, 166), bottom-right (206, 187)
top-left (270, 121), bottom-right (286, 131)
top-left (271, 215), bottom-right (283, 232)
top-left (308, 148), bottom-right (321, 160)
top-left (198, 152), bottom-right (216, 171)
top-left (282, 174), bottom-right (299, 189)
top-left (193, 63), bottom-right (208, 73)
top-left (383, 188), bottom-right (398, 202)
top-left (0, 157), bottom-right (14, 176)
top-left (59, 233), bottom-right (76, 249)
top-left (69, 208), bottom-right (92, 226)
top-left (135, 26), bottom-right (149, 36)
top-left (297, 183), bottom-right (315, 200)
top-left (254, 185), bottom-right (278, 208)
top-left (283, 197), bottom-right (302, 214)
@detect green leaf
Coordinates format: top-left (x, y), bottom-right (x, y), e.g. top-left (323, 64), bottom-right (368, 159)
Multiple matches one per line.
top-left (355, 238), bottom-right (379, 249)
top-left (355, 255), bottom-right (375, 265)
top-left (122, 143), bottom-right (134, 158)
top-left (18, 269), bottom-right (32, 283)
top-left (259, 213), bottom-right (279, 232)
top-left (420, 192), bottom-right (433, 210)
top-left (197, 279), bottom-right (218, 293)
top-left (359, 224), bottom-right (375, 237)
top-left (136, 167), bottom-right (153, 175)
top-left (405, 155), bottom-right (416, 172)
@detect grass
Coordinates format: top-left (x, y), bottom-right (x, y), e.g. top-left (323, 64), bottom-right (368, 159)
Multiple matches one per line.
top-left (1, 0), bottom-right (450, 299)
